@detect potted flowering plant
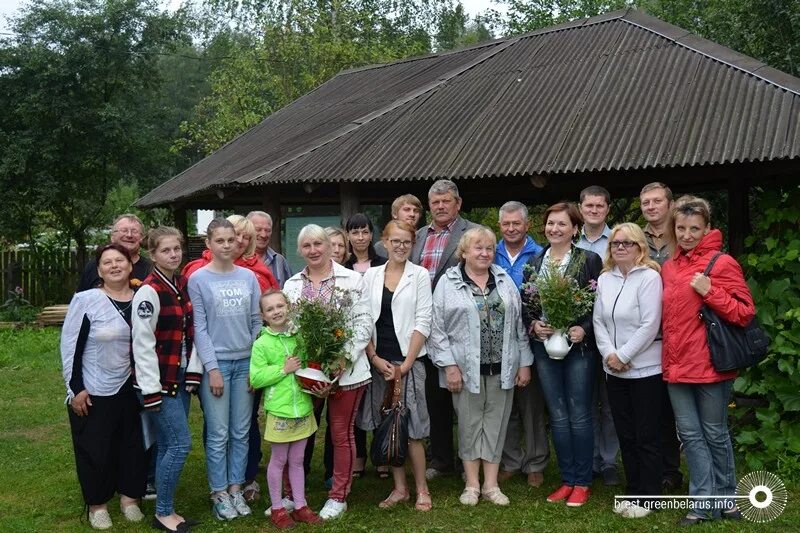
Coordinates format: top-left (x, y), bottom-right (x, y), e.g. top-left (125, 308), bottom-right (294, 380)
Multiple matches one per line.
top-left (520, 256), bottom-right (596, 359)
top-left (289, 286), bottom-right (357, 393)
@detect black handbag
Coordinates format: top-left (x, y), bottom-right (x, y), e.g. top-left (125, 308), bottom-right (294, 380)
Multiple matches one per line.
top-left (370, 366), bottom-right (409, 467)
top-left (700, 253), bottom-right (770, 372)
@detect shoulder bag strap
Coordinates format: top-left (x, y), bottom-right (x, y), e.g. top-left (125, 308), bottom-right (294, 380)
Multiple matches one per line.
top-left (703, 252), bottom-right (724, 277)
top-left (380, 365), bottom-right (403, 410)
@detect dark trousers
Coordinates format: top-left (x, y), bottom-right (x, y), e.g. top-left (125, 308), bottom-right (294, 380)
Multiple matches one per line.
top-left (606, 373), bottom-right (664, 507)
top-left (422, 355), bottom-right (455, 472)
top-left (68, 385), bottom-right (147, 505)
top-left (304, 399), bottom-right (334, 479)
top-left (245, 389), bottom-right (264, 482)
top-left (661, 386), bottom-right (684, 485)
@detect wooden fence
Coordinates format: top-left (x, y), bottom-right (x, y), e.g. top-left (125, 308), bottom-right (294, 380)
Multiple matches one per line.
top-left (0, 250), bottom-right (81, 307)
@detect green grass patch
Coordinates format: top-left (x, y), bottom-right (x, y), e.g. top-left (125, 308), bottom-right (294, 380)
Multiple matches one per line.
top-left (0, 327), bottom-right (796, 532)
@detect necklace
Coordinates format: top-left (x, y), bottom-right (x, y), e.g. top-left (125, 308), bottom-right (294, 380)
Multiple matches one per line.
top-left (102, 287), bottom-right (133, 318)
top-left (107, 297), bottom-right (132, 318)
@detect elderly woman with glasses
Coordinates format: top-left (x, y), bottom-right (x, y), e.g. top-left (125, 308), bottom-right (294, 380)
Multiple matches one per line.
top-left (593, 223), bottom-right (664, 519)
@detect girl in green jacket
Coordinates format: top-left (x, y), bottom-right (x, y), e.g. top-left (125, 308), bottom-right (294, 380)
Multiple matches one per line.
top-left (250, 291), bottom-right (321, 528)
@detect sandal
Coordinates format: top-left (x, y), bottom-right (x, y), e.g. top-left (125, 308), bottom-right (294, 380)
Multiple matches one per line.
top-left (377, 467), bottom-right (391, 479)
top-left (459, 487), bottom-right (480, 506)
top-left (378, 489), bottom-right (410, 509)
top-left (415, 491), bottom-right (432, 512)
top-left (481, 486), bottom-right (510, 506)
top-left (352, 469), bottom-right (365, 479)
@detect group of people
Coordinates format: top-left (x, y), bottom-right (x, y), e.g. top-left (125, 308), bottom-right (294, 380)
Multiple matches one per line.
top-left (61, 179), bottom-right (756, 530)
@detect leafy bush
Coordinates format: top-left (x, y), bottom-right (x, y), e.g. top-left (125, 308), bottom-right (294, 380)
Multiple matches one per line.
top-left (734, 186), bottom-right (800, 482)
top-left (0, 287), bottom-right (38, 323)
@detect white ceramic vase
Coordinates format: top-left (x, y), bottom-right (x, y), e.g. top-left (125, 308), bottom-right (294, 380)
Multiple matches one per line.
top-left (544, 329), bottom-right (573, 360)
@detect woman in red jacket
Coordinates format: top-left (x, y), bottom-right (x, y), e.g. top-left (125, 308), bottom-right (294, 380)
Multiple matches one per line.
top-left (661, 197), bottom-right (754, 526)
top-left (182, 215), bottom-right (278, 293)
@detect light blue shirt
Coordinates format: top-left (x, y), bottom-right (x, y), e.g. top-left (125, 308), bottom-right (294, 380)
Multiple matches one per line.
top-left (576, 224), bottom-right (611, 259)
top-left (188, 266), bottom-right (262, 371)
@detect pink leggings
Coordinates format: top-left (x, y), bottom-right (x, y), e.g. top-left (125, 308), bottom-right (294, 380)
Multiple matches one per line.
top-left (267, 438), bottom-right (307, 510)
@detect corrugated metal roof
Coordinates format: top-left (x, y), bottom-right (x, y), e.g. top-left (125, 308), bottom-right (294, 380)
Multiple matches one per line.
top-left (138, 8), bottom-right (800, 207)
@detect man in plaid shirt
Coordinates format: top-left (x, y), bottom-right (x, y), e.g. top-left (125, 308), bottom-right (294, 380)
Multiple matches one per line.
top-left (410, 179), bottom-right (478, 480)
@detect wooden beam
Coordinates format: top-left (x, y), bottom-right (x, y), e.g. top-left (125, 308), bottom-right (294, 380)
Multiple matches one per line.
top-left (727, 175), bottom-right (748, 257)
top-left (173, 207), bottom-right (188, 248)
top-left (261, 188), bottom-right (282, 254)
top-left (339, 182), bottom-right (360, 225)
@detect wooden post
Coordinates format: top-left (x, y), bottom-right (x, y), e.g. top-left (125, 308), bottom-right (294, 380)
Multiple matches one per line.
top-left (727, 176), bottom-right (748, 257)
top-left (174, 206), bottom-right (188, 244)
top-left (262, 187), bottom-right (282, 254)
top-left (339, 182), bottom-right (360, 226)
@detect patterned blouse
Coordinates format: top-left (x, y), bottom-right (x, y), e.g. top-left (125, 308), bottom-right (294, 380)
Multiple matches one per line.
top-left (460, 264), bottom-right (505, 364)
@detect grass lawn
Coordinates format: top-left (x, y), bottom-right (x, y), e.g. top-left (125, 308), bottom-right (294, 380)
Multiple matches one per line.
top-left (0, 327), bottom-right (796, 532)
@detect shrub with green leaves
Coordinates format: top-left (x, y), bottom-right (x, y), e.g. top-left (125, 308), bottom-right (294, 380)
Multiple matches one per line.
top-left (734, 186), bottom-right (800, 482)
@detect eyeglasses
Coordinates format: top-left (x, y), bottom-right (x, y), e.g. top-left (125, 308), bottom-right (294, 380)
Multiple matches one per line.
top-left (610, 240), bottom-right (637, 249)
top-left (113, 228), bottom-right (141, 237)
top-left (389, 239), bottom-right (413, 249)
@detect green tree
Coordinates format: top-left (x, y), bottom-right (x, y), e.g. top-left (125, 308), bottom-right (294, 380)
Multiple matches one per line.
top-left (0, 0), bottom-right (188, 264)
top-left (175, 0), bottom-right (447, 156)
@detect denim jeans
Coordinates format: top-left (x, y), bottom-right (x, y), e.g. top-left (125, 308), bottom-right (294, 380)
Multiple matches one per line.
top-left (534, 342), bottom-right (595, 486)
top-left (668, 380), bottom-right (736, 518)
top-left (154, 369), bottom-right (192, 516)
top-left (199, 358), bottom-right (254, 492)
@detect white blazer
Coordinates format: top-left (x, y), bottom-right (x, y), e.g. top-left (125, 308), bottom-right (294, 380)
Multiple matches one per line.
top-left (284, 260), bottom-right (372, 387)
top-left (362, 260), bottom-right (432, 359)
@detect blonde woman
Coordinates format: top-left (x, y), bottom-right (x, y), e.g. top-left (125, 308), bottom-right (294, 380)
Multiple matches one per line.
top-left (593, 223), bottom-right (663, 519)
top-left (325, 226), bottom-right (351, 265)
top-left (428, 227), bottom-right (532, 507)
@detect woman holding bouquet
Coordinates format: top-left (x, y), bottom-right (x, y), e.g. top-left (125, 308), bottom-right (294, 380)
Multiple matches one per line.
top-left (283, 224), bottom-right (372, 520)
top-left (522, 202), bottom-right (602, 507)
top-left (357, 220), bottom-right (433, 511)
top-left (429, 227), bottom-right (533, 508)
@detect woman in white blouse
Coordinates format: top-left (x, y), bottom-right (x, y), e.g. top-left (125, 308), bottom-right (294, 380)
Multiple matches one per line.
top-left (61, 244), bottom-right (146, 530)
top-left (356, 220), bottom-right (433, 511)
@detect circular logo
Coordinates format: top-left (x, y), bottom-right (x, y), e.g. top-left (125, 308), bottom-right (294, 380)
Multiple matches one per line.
top-left (737, 471), bottom-right (787, 523)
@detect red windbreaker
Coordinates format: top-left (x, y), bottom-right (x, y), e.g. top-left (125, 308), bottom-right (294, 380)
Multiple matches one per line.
top-left (661, 229), bottom-right (756, 383)
top-left (181, 249), bottom-right (278, 293)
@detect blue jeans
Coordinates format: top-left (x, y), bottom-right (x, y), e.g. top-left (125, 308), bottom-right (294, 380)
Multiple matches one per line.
top-left (668, 380), bottom-right (736, 518)
top-left (154, 370), bottom-right (191, 516)
top-left (199, 358), bottom-right (254, 492)
top-left (534, 342), bottom-right (595, 486)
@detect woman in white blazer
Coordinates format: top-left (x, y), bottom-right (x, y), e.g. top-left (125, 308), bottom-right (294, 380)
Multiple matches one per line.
top-left (282, 224), bottom-right (372, 520)
top-left (356, 220), bottom-right (433, 512)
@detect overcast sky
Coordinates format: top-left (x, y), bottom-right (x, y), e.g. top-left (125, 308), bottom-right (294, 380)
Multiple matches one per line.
top-left (0, 0), bottom-right (503, 33)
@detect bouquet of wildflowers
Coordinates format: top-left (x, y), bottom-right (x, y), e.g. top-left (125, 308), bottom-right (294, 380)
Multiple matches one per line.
top-left (520, 256), bottom-right (596, 330)
top-left (288, 286), bottom-right (358, 376)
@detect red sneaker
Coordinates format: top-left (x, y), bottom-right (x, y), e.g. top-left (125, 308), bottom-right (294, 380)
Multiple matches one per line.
top-left (291, 506), bottom-right (323, 525)
top-left (566, 486), bottom-right (591, 507)
top-left (546, 485), bottom-right (574, 503)
top-left (270, 507), bottom-right (295, 529)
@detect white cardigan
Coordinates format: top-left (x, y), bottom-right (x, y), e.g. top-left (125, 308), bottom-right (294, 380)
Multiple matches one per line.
top-left (593, 265), bottom-right (663, 379)
top-left (283, 261), bottom-right (372, 387)
top-left (362, 260), bottom-right (432, 359)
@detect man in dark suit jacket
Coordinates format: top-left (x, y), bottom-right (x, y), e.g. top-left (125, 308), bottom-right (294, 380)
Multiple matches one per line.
top-left (410, 179), bottom-right (478, 479)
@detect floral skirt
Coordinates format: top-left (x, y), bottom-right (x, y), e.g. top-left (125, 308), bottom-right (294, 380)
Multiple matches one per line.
top-left (264, 412), bottom-right (318, 443)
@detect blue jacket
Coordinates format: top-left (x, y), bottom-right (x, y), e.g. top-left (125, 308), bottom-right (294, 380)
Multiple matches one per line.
top-left (494, 236), bottom-right (543, 288)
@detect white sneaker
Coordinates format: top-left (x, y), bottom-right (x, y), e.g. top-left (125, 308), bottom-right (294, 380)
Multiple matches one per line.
top-left (230, 491), bottom-right (252, 516)
top-left (264, 497), bottom-right (296, 516)
top-left (613, 500), bottom-right (632, 514)
top-left (622, 503), bottom-right (652, 518)
top-left (211, 491), bottom-right (238, 521)
top-left (88, 509), bottom-right (113, 530)
top-left (319, 498), bottom-right (347, 520)
top-left (143, 482), bottom-right (157, 501)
